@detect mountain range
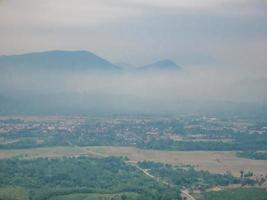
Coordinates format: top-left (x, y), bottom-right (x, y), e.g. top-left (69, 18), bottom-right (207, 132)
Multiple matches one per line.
top-left (0, 50), bottom-right (181, 72)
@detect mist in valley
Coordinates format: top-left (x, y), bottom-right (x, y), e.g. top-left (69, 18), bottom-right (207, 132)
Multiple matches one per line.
top-left (0, 61), bottom-right (266, 115)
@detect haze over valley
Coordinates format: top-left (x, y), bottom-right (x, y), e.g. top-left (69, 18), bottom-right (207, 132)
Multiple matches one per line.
top-left (0, 50), bottom-right (266, 115)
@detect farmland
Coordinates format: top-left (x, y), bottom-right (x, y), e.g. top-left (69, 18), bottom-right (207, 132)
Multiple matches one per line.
top-left (1, 146), bottom-right (267, 178)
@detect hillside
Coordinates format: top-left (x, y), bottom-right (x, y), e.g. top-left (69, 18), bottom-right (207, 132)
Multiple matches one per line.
top-left (0, 50), bottom-right (120, 72)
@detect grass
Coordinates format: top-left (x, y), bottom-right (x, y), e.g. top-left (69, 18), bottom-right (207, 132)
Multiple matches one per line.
top-left (197, 188), bottom-right (267, 200)
top-left (49, 192), bottom-right (138, 200)
top-left (0, 187), bottom-right (138, 200)
top-left (0, 146), bottom-right (89, 159)
top-left (0, 187), bottom-right (29, 200)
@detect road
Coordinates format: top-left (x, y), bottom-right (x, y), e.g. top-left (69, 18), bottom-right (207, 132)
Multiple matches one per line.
top-left (68, 142), bottom-right (196, 200)
top-left (181, 190), bottom-right (196, 200)
top-left (128, 161), bottom-right (196, 200)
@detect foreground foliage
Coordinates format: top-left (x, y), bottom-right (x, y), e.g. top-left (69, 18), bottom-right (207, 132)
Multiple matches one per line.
top-left (0, 156), bottom-right (181, 200)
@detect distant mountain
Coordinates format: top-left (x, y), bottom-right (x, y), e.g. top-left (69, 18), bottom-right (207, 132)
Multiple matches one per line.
top-left (0, 50), bottom-right (120, 72)
top-left (0, 51), bottom-right (181, 74)
top-left (138, 59), bottom-right (181, 71)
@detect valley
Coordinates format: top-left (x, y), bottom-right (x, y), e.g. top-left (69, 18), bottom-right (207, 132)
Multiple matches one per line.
top-left (0, 115), bottom-right (267, 199)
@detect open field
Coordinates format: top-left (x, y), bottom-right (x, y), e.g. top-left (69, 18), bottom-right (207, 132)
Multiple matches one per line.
top-left (1, 146), bottom-right (267, 177)
top-left (90, 147), bottom-right (267, 177)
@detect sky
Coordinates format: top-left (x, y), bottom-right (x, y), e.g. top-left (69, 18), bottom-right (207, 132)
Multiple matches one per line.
top-left (0, 0), bottom-right (267, 113)
top-left (0, 0), bottom-right (267, 67)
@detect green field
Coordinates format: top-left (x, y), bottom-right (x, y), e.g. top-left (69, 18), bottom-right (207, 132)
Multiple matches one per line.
top-left (198, 188), bottom-right (267, 200)
top-left (49, 192), bottom-right (138, 200)
top-left (0, 187), bottom-right (29, 200)
top-left (0, 187), bottom-right (138, 200)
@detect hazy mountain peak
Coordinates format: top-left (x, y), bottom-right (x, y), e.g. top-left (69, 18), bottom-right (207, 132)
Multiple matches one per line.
top-left (139, 59), bottom-right (181, 71)
top-left (153, 59), bottom-right (177, 66)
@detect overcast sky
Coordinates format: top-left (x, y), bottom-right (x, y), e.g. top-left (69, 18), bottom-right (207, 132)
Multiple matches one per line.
top-left (0, 0), bottom-right (267, 69)
top-left (0, 0), bottom-right (267, 109)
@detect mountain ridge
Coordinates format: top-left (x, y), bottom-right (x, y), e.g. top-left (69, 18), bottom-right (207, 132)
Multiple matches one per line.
top-left (0, 50), bottom-right (120, 71)
top-left (0, 50), bottom-right (181, 72)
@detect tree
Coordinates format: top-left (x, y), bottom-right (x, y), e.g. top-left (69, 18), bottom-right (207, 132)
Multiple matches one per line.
top-left (240, 170), bottom-right (244, 179)
top-left (121, 194), bottom-right (128, 200)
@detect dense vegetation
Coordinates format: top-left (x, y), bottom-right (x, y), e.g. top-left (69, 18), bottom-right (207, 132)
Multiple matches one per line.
top-left (137, 161), bottom-right (242, 190)
top-left (0, 156), bottom-right (254, 200)
top-left (0, 157), bottom-right (182, 200)
top-left (198, 188), bottom-right (267, 200)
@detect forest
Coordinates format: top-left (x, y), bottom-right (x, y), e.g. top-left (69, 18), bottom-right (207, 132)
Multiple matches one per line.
top-left (0, 156), bottom-right (181, 200)
top-left (0, 156), bottom-right (252, 200)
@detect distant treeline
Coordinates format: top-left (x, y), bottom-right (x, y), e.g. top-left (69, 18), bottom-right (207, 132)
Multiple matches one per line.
top-left (236, 151), bottom-right (267, 160)
top-left (137, 132), bottom-right (267, 151)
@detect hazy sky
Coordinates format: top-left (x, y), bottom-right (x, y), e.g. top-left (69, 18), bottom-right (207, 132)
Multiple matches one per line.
top-left (0, 0), bottom-right (267, 67)
top-left (0, 0), bottom-right (267, 112)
